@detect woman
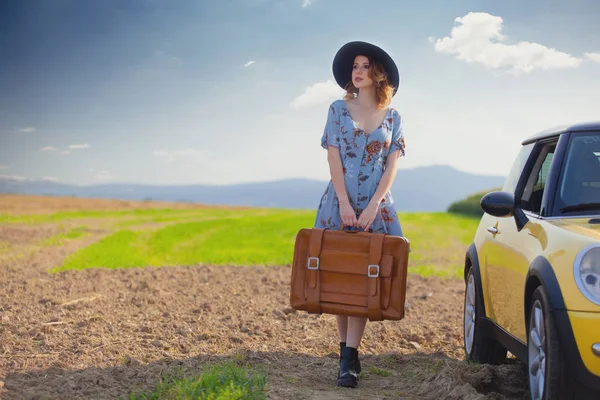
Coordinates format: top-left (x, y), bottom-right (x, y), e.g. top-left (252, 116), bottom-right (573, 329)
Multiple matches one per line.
top-left (314, 41), bottom-right (406, 388)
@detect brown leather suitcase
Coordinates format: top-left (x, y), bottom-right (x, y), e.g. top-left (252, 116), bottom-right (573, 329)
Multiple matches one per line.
top-left (289, 227), bottom-right (410, 321)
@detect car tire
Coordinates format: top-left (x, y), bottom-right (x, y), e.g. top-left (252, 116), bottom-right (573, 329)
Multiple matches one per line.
top-left (463, 267), bottom-right (507, 364)
top-left (528, 286), bottom-right (600, 400)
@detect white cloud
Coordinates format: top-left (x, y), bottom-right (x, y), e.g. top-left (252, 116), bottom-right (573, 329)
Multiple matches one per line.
top-left (41, 146), bottom-right (79, 154)
top-left (302, 0), bottom-right (314, 8)
top-left (433, 12), bottom-right (583, 74)
top-left (0, 174), bottom-right (27, 182)
top-left (584, 52), bottom-right (600, 63)
top-left (41, 177), bottom-right (59, 182)
top-left (291, 80), bottom-right (344, 110)
top-left (68, 143), bottom-right (90, 149)
top-left (244, 60), bottom-right (255, 67)
top-left (94, 170), bottom-right (115, 181)
top-left (153, 148), bottom-right (204, 163)
top-left (20, 127), bottom-right (36, 133)
top-left (154, 50), bottom-right (182, 66)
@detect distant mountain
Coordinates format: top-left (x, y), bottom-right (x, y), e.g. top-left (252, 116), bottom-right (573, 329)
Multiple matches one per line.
top-left (0, 165), bottom-right (505, 212)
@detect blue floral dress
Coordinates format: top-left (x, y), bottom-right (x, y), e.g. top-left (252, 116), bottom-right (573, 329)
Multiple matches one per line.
top-left (314, 99), bottom-right (406, 236)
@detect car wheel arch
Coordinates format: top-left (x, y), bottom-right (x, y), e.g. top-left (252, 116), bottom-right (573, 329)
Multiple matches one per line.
top-left (524, 275), bottom-right (542, 327)
top-left (464, 254), bottom-right (472, 283)
top-left (525, 256), bottom-right (567, 324)
top-left (465, 243), bottom-right (486, 313)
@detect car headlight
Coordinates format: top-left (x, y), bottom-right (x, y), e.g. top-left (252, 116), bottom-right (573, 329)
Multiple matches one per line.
top-left (574, 244), bottom-right (600, 306)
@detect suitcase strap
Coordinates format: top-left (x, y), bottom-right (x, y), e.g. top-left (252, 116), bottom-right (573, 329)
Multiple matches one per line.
top-left (368, 233), bottom-right (385, 321)
top-left (306, 228), bottom-right (324, 314)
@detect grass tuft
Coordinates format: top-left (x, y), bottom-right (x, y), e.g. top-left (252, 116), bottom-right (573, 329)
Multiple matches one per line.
top-left (128, 360), bottom-right (267, 400)
top-left (368, 365), bottom-right (393, 377)
top-left (43, 227), bottom-right (88, 246)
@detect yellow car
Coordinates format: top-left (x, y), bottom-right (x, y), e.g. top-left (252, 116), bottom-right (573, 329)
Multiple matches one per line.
top-left (463, 122), bottom-right (600, 400)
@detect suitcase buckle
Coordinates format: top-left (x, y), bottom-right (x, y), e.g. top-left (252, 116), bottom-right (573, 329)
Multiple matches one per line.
top-left (307, 257), bottom-right (319, 270)
top-left (368, 264), bottom-right (380, 277)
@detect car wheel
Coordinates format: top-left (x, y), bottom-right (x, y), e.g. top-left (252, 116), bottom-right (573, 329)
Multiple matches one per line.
top-left (528, 286), bottom-right (600, 400)
top-left (463, 267), bottom-right (507, 364)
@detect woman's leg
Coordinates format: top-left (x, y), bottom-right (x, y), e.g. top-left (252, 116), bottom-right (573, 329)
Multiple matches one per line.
top-left (338, 316), bottom-right (367, 387)
top-left (346, 317), bottom-right (367, 349)
top-left (336, 315), bottom-right (348, 342)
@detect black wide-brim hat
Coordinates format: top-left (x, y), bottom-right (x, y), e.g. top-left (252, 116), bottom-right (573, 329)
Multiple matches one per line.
top-left (332, 41), bottom-right (400, 96)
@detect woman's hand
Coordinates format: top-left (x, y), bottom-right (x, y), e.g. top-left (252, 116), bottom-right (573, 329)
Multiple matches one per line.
top-left (357, 201), bottom-right (380, 231)
top-left (339, 198), bottom-right (358, 228)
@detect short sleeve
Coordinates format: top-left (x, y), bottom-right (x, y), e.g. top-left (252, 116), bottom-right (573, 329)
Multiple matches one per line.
top-left (320, 102), bottom-right (341, 150)
top-left (388, 110), bottom-right (406, 158)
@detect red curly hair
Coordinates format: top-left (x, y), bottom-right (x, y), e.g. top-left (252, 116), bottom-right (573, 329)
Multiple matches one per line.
top-left (343, 57), bottom-right (395, 109)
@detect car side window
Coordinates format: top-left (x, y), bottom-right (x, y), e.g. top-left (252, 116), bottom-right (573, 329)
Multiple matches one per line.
top-left (502, 143), bottom-right (534, 194)
top-left (519, 143), bottom-right (556, 214)
top-left (556, 133), bottom-right (600, 214)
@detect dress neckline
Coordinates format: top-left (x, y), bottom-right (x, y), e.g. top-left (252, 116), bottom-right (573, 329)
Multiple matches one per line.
top-left (343, 100), bottom-right (391, 136)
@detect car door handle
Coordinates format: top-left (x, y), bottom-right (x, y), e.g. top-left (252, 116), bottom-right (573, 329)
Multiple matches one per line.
top-left (487, 227), bottom-right (498, 234)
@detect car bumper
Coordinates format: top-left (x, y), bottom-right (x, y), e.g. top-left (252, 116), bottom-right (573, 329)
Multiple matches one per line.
top-left (555, 310), bottom-right (600, 390)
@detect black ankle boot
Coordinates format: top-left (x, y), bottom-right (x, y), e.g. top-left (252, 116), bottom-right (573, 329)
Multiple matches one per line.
top-left (337, 346), bottom-right (359, 388)
top-left (339, 342), bottom-right (361, 375)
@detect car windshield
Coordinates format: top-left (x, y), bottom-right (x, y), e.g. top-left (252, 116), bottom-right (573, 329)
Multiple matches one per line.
top-left (556, 132), bottom-right (600, 215)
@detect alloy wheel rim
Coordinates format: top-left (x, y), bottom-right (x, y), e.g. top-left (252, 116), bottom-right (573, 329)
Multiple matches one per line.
top-left (528, 301), bottom-right (546, 400)
top-left (464, 274), bottom-right (476, 354)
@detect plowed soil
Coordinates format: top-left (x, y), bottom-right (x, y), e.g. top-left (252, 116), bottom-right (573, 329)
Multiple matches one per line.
top-left (0, 194), bottom-right (248, 214)
top-left (0, 195), bottom-right (529, 399)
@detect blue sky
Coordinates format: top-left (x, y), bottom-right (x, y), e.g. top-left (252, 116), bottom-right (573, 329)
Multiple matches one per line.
top-left (1, 0), bottom-right (599, 185)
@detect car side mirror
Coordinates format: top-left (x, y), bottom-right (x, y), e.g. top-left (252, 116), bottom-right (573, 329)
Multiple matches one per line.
top-left (480, 191), bottom-right (529, 232)
top-left (481, 191), bottom-right (516, 217)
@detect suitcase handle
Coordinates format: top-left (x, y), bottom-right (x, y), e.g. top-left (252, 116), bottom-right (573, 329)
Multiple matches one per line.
top-left (340, 223), bottom-right (372, 233)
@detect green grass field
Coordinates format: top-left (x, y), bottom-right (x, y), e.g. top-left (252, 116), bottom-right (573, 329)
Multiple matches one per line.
top-left (127, 360), bottom-right (267, 400)
top-left (3, 205), bottom-right (480, 278)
